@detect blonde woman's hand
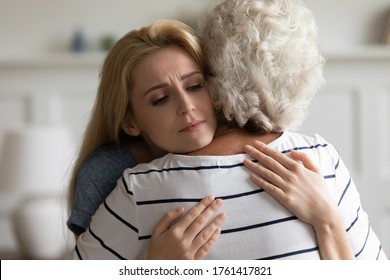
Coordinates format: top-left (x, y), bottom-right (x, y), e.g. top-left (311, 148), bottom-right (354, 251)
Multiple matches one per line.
top-left (147, 195), bottom-right (226, 260)
top-left (243, 141), bottom-right (337, 227)
top-left (243, 141), bottom-right (354, 259)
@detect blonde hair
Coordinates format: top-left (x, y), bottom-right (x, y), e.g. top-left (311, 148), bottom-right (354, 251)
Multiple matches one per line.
top-left (67, 20), bottom-right (205, 213)
top-left (199, 0), bottom-right (325, 132)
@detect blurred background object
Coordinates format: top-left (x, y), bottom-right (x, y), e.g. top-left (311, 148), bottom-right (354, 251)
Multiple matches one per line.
top-left (383, 8), bottom-right (390, 44)
top-left (99, 34), bottom-right (116, 52)
top-left (0, 123), bottom-right (76, 259)
top-left (12, 196), bottom-right (71, 259)
top-left (71, 27), bottom-right (88, 53)
top-left (0, 125), bottom-right (74, 197)
top-left (0, 0), bottom-right (389, 258)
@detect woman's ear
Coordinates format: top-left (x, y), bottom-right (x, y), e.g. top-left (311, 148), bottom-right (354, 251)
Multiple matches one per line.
top-left (122, 117), bottom-right (141, 137)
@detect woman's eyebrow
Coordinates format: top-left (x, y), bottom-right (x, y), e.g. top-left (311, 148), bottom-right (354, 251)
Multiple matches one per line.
top-left (143, 71), bottom-right (202, 96)
top-left (144, 83), bottom-right (168, 96)
top-left (180, 71), bottom-right (201, 80)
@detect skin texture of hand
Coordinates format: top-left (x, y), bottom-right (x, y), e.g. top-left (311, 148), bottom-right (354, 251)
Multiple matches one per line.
top-left (147, 195), bottom-right (226, 260)
top-left (243, 141), bottom-right (354, 260)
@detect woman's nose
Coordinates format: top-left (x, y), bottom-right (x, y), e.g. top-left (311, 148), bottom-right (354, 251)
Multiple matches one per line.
top-left (177, 94), bottom-right (195, 116)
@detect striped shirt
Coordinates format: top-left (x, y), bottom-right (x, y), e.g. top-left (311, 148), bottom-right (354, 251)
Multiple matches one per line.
top-left (73, 132), bottom-right (387, 260)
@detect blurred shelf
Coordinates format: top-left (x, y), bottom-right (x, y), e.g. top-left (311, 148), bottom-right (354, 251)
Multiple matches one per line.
top-left (322, 45), bottom-right (390, 61)
top-left (0, 45), bottom-right (390, 69)
top-left (0, 52), bottom-right (107, 69)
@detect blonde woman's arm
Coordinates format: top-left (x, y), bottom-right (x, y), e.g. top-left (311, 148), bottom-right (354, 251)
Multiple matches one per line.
top-left (243, 141), bottom-right (354, 260)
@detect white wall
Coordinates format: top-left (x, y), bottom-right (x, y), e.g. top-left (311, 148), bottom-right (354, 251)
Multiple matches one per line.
top-left (0, 0), bottom-right (209, 56)
top-left (304, 0), bottom-right (390, 49)
top-left (0, 0), bottom-right (389, 57)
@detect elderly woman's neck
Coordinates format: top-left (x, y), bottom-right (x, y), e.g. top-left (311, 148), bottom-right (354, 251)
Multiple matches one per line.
top-left (187, 124), bottom-right (282, 156)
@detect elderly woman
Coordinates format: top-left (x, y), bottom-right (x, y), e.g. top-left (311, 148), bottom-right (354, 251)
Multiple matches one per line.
top-left (198, 0), bottom-right (386, 259)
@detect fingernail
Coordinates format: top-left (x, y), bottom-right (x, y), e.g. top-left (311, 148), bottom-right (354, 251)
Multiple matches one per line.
top-left (254, 141), bottom-right (264, 147)
top-left (207, 195), bottom-right (215, 201)
top-left (215, 198), bottom-right (223, 206)
top-left (218, 213), bottom-right (227, 221)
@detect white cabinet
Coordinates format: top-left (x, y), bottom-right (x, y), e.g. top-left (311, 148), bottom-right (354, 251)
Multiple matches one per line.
top-left (0, 53), bottom-right (104, 146)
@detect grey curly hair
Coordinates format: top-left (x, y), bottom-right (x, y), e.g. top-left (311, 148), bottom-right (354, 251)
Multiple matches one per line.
top-left (198, 0), bottom-right (325, 132)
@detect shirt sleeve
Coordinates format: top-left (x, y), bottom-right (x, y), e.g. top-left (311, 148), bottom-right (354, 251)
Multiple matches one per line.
top-left (324, 140), bottom-right (388, 260)
top-left (72, 169), bottom-right (145, 260)
top-left (67, 144), bottom-right (136, 235)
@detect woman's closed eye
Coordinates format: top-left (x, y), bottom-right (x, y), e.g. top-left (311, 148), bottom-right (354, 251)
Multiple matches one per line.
top-left (151, 95), bottom-right (169, 106)
top-left (186, 83), bottom-right (204, 92)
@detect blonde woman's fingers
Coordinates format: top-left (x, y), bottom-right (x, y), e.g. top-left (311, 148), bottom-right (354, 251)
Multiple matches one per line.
top-left (171, 195), bottom-right (215, 233)
top-left (192, 211), bottom-right (226, 250)
top-left (243, 158), bottom-right (286, 189)
top-left (249, 173), bottom-right (287, 202)
top-left (290, 149), bottom-right (321, 174)
top-left (185, 198), bottom-right (224, 240)
top-left (193, 227), bottom-right (222, 260)
top-left (248, 141), bottom-right (298, 171)
top-left (152, 207), bottom-right (185, 236)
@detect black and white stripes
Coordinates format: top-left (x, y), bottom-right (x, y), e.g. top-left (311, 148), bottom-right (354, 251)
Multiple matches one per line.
top-left (74, 132), bottom-right (387, 260)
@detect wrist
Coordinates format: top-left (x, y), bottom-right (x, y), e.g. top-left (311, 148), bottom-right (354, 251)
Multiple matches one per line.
top-left (312, 209), bottom-right (354, 260)
top-left (312, 204), bottom-right (342, 232)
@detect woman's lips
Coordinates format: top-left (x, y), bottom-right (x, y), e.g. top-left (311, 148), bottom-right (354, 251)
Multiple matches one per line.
top-left (179, 120), bottom-right (205, 132)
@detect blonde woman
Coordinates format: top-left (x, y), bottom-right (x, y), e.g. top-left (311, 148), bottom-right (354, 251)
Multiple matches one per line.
top-left (67, 20), bottom-right (225, 260)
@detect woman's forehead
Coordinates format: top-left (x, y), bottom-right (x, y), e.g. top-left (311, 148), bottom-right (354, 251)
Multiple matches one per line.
top-left (132, 46), bottom-right (201, 85)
